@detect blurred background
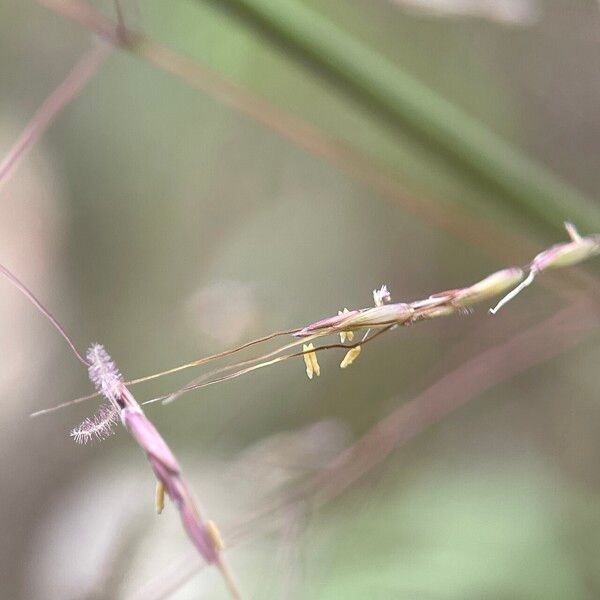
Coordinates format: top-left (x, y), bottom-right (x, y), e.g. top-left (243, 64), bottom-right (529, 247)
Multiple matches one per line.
top-left (2, 0), bottom-right (600, 598)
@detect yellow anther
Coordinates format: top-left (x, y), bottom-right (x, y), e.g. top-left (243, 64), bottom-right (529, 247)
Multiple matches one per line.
top-left (338, 309), bottom-right (354, 343)
top-left (302, 343), bottom-right (320, 379)
top-left (340, 345), bottom-right (361, 369)
top-left (206, 519), bottom-right (225, 551)
top-left (309, 347), bottom-right (320, 377)
top-left (155, 480), bottom-right (165, 514)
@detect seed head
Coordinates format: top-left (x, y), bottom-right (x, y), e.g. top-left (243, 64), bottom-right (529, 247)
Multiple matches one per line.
top-left (410, 297), bottom-right (457, 321)
top-left (452, 268), bottom-right (525, 307)
top-left (531, 238), bottom-right (600, 272)
top-left (490, 223), bottom-right (600, 314)
top-left (340, 303), bottom-right (413, 329)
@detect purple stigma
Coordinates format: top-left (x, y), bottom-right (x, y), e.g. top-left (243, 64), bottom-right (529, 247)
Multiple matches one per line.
top-left (70, 403), bottom-right (118, 444)
top-left (86, 343), bottom-right (123, 405)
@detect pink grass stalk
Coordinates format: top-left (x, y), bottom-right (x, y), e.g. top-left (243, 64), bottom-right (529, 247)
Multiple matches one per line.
top-left (83, 343), bottom-right (241, 598)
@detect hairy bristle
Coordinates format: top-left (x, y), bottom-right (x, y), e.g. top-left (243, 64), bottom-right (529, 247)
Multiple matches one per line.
top-left (70, 404), bottom-right (118, 444)
top-left (86, 343), bottom-right (123, 404)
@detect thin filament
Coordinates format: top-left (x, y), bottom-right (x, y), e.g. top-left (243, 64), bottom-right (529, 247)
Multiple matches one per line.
top-left (30, 327), bottom-right (302, 416)
top-left (30, 390), bottom-right (99, 418)
top-left (158, 332), bottom-right (327, 405)
top-left (145, 326), bottom-right (393, 406)
top-left (0, 262), bottom-right (88, 365)
top-left (123, 327), bottom-right (301, 385)
top-left (489, 269), bottom-right (537, 315)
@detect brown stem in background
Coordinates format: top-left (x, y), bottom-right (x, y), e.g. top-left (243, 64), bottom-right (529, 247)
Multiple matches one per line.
top-left (33, 1), bottom-right (541, 265)
top-left (36, 0), bottom-right (600, 304)
top-left (0, 44), bottom-right (110, 188)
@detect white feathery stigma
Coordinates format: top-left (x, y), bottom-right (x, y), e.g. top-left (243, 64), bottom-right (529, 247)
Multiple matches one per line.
top-left (373, 284), bottom-right (391, 307)
top-left (70, 404), bottom-right (119, 444)
top-left (86, 343), bottom-right (123, 405)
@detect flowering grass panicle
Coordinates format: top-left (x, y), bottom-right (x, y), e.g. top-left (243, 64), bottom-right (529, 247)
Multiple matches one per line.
top-left (0, 263), bottom-right (241, 598)
top-left (3, 221), bottom-right (600, 600)
top-left (80, 343), bottom-right (241, 597)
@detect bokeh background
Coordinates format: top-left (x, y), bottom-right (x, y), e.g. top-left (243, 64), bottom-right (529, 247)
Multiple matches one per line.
top-left (2, 1), bottom-right (600, 598)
